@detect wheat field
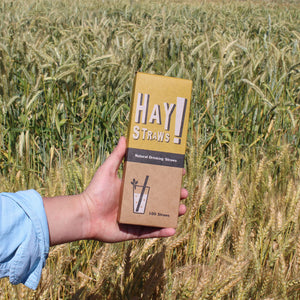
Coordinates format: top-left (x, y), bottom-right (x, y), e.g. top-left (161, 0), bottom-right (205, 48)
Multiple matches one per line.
top-left (0, 0), bottom-right (299, 299)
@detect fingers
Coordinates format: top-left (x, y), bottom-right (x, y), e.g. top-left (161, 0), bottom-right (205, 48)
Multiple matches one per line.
top-left (179, 188), bottom-right (188, 216)
top-left (180, 188), bottom-right (188, 199)
top-left (178, 204), bottom-right (186, 216)
top-left (147, 227), bottom-right (177, 238)
top-left (119, 223), bottom-right (176, 240)
top-left (103, 137), bottom-right (127, 173)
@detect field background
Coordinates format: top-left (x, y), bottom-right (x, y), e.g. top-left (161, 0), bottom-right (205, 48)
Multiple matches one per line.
top-left (0, 0), bottom-right (299, 299)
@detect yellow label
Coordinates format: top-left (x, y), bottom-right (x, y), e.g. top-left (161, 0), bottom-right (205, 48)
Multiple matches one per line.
top-left (127, 72), bottom-right (192, 155)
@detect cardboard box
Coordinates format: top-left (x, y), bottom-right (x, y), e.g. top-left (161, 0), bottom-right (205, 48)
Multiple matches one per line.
top-left (118, 72), bottom-right (192, 228)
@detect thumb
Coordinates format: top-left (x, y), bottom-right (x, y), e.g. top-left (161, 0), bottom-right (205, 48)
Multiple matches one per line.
top-left (103, 137), bottom-right (127, 173)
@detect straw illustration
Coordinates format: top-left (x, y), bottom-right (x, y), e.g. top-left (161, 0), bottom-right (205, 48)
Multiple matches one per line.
top-left (136, 175), bottom-right (149, 212)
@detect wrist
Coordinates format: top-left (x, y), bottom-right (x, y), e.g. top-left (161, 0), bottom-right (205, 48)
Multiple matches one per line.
top-left (43, 194), bottom-right (90, 246)
top-left (78, 191), bottom-right (94, 240)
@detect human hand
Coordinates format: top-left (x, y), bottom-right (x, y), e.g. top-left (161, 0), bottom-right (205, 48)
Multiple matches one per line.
top-left (44, 137), bottom-right (188, 246)
top-left (82, 136), bottom-right (188, 243)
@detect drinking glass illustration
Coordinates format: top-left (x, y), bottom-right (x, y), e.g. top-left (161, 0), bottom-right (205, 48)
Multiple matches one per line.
top-left (131, 176), bottom-right (150, 214)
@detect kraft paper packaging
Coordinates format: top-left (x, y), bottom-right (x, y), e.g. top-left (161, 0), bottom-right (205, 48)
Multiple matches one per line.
top-left (118, 72), bottom-right (192, 228)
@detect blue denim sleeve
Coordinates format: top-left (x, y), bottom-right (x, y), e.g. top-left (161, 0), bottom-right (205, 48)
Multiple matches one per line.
top-left (0, 190), bottom-right (50, 290)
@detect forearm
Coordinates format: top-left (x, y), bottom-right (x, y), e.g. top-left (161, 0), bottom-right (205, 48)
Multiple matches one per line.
top-left (43, 194), bottom-right (89, 246)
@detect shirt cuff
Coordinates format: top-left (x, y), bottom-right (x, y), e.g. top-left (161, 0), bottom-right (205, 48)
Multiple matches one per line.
top-left (0, 190), bottom-right (50, 289)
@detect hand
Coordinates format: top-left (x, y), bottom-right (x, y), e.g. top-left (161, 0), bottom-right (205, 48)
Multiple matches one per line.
top-left (82, 136), bottom-right (188, 243)
top-left (43, 137), bottom-right (188, 246)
